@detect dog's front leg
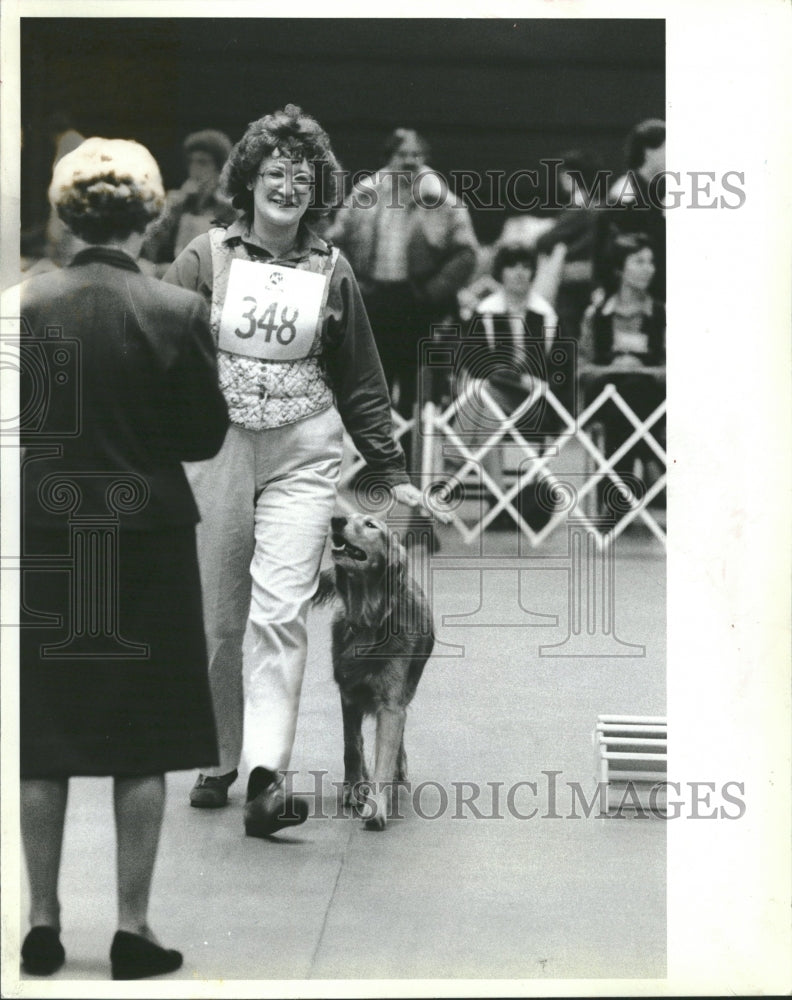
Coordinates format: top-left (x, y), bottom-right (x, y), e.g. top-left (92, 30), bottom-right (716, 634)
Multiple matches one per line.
top-left (361, 706), bottom-right (406, 831)
top-left (341, 697), bottom-right (368, 809)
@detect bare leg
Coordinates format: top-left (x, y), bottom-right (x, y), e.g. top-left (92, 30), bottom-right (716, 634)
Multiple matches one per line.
top-left (114, 775), bottom-right (165, 940)
top-left (21, 778), bottom-right (69, 930)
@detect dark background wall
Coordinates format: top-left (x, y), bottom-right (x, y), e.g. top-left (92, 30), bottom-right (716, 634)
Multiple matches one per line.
top-left (21, 17), bottom-right (664, 245)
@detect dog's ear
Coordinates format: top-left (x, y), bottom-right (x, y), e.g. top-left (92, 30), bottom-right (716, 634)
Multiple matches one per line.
top-left (312, 569), bottom-right (338, 607)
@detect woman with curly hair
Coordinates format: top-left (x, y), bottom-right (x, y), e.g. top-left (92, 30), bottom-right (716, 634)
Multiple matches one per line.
top-left (165, 105), bottom-right (432, 838)
top-left (19, 138), bottom-right (228, 978)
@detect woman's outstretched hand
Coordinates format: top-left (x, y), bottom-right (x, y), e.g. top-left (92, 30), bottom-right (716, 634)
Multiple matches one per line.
top-left (391, 482), bottom-right (454, 523)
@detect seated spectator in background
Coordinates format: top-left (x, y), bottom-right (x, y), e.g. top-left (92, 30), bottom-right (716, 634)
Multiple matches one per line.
top-left (327, 127), bottom-right (478, 471)
top-left (141, 129), bottom-right (236, 275)
top-left (447, 244), bottom-right (567, 529)
top-left (534, 149), bottom-right (602, 340)
top-left (592, 119), bottom-right (666, 301)
top-left (472, 214), bottom-right (554, 318)
top-left (579, 234), bottom-right (666, 519)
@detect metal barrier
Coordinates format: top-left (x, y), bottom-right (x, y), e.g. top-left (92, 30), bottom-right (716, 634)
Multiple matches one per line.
top-left (338, 379), bottom-right (666, 550)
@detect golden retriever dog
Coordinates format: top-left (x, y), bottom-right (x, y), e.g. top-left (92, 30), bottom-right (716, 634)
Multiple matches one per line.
top-left (314, 512), bottom-right (434, 831)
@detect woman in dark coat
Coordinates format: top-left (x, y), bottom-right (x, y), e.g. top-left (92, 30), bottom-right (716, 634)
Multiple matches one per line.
top-left (19, 138), bottom-right (228, 979)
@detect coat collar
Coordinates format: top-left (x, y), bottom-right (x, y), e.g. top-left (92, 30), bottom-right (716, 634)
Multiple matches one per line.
top-left (222, 219), bottom-right (330, 260)
top-left (69, 246), bottom-right (141, 273)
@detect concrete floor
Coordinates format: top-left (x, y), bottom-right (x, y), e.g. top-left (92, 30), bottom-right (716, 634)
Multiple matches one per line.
top-left (15, 525), bottom-right (665, 986)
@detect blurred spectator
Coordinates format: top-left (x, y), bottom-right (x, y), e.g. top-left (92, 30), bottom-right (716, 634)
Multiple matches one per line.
top-left (327, 127), bottom-right (478, 471)
top-left (48, 110), bottom-right (85, 166)
top-left (140, 130), bottom-right (236, 275)
top-left (496, 215), bottom-right (555, 251)
top-left (447, 245), bottom-right (565, 529)
top-left (579, 234), bottom-right (666, 519)
top-left (534, 150), bottom-right (602, 339)
top-left (592, 119), bottom-right (666, 301)
top-left (20, 111), bottom-right (86, 276)
top-left (456, 263), bottom-right (501, 323)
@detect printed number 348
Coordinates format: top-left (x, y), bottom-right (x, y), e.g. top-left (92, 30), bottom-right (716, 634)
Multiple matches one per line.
top-left (235, 296), bottom-right (299, 345)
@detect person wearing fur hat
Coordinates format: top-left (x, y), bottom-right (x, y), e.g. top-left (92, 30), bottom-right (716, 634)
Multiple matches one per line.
top-left (141, 128), bottom-right (236, 273)
top-left (19, 137), bottom-right (229, 980)
top-left (164, 105), bottom-right (438, 840)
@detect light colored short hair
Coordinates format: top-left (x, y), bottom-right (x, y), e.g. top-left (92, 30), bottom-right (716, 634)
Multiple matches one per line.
top-left (49, 137), bottom-right (165, 243)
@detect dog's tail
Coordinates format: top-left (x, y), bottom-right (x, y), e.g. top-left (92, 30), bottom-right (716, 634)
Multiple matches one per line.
top-left (312, 569), bottom-right (338, 607)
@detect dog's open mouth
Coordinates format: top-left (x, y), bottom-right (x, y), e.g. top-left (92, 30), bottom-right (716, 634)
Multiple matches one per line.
top-left (331, 534), bottom-right (368, 561)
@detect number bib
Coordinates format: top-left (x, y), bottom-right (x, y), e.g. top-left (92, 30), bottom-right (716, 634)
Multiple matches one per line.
top-left (218, 258), bottom-right (327, 361)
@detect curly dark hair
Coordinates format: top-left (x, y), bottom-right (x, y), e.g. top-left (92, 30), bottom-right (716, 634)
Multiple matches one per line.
top-left (221, 104), bottom-right (343, 224)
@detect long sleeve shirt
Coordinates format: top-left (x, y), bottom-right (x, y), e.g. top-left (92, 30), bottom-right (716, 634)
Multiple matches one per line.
top-left (163, 220), bottom-right (408, 486)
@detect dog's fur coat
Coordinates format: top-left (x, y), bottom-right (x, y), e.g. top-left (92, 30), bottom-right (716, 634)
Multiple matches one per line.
top-left (314, 513), bottom-right (434, 830)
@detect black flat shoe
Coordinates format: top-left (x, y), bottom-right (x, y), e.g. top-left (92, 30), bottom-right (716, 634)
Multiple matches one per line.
top-left (189, 768), bottom-right (238, 808)
top-left (110, 930), bottom-right (182, 980)
top-left (244, 782), bottom-right (309, 838)
top-left (21, 926), bottom-right (65, 975)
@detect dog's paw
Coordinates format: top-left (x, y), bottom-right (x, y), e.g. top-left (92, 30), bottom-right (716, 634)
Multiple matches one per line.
top-left (360, 790), bottom-right (388, 830)
top-left (343, 780), bottom-right (370, 812)
top-left (364, 812), bottom-right (386, 832)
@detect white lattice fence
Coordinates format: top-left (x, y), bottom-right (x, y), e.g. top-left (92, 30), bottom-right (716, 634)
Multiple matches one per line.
top-left (338, 382), bottom-right (666, 549)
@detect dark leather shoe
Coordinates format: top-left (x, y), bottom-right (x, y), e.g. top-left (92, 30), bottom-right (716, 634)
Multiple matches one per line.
top-left (189, 769), bottom-right (238, 808)
top-left (110, 930), bottom-right (182, 980)
top-left (21, 926), bottom-right (65, 975)
top-left (244, 782), bottom-right (309, 838)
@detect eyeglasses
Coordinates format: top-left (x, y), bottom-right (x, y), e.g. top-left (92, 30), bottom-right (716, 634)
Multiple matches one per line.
top-left (258, 167), bottom-right (314, 191)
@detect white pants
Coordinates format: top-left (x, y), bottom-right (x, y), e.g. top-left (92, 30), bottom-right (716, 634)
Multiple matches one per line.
top-left (185, 408), bottom-right (344, 776)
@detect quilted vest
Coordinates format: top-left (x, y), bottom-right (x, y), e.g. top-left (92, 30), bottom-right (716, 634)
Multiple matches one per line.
top-left (208, 228), bottom-right (338, 429)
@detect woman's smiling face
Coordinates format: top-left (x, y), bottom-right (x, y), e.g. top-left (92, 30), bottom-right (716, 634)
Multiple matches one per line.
top-left (620, 246), bottom-right (655, 292)
top-left (250, 150), bottom-right (314, 232)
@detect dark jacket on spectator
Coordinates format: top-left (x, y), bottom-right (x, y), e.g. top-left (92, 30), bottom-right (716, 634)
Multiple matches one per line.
top-left (535, 205), bottom-right (596, 262)
top-left (21, 245), bottom-right (229, 530)
top-left (584, 295), bottom-right (665, 368)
